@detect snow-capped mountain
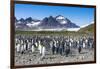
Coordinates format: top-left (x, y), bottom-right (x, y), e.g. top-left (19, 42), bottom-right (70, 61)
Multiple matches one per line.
top-left (15, 17), bottom-right (41, 29)
top-left (56, 15), bottom-right (68, 24)
top-left (38, 16), bottom-right (62, 28)
top-left (26, 21), bottom-right (41, 27)
top-left (38, 15), bottom-right (79, 29)
top-left (55, 15), bottom-right (79, 28)
top-left (15, 15), bottom-right (80, 30)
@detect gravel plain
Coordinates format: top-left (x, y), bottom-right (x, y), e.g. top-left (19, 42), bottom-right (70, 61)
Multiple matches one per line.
top-left (15, 48), bottom-right (94, 66)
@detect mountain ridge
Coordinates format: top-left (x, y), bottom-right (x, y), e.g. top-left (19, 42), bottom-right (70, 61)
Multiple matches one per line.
top-left (15, 15), bottom-right (80, 30)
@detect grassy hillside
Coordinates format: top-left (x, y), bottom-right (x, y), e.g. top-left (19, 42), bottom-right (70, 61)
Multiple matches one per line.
top-left (78, 24), bottom-right (94, 33)
top-left (15, 30), bottom-right (88, 37)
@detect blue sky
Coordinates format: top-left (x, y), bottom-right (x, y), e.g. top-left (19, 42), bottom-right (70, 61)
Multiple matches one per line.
top-left (15, 4), bottom-right (95, 26)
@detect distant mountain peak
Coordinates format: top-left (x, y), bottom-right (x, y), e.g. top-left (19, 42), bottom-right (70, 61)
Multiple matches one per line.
top-left (19, 18), bottom-right (25, 22)
top-left (26, 17), bottom-right (33, 20)
top-left (56, 15), bottom-right (65, 20)
top-left (56, 15), bottom-right (64, 17)
top-left (55, 15), bottom-right (68, 24)
top-left (25, 17), bottom-right (33, 23)
top-left (49, 16), bottom-right (53, 18)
